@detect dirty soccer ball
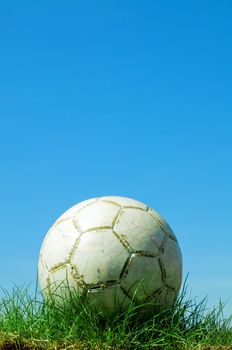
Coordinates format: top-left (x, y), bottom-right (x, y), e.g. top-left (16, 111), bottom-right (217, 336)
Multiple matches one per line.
top-left (38, 196), bottom-right (182, 317)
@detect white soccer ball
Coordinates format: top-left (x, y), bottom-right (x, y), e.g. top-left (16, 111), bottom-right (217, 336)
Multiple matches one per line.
top-left (38, 196), bottom-right (182, 317)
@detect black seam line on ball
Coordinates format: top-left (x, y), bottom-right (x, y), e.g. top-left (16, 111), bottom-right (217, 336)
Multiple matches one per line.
top-left (112, 208), bottom-right (123, 228)
top-left (159, 234), bottom-right (169, 254)
top-left (134, 251), bottom-right (157, 258)
top-left (72, 199), bottom-right (99, 215)
top-left (119, 255), bottom-right (132, 280)
top-left (72, 219), bottom-right (82, 233)
top-left (148, 287), bottom-right (163, 300)
top-left (68, 233), bottom-right (84, 261)
top-left (87, 281), bottom-right (120, 290)
top-left (158, 257), bottom-right (166, 282)
top-left (99, 199), bottom-right (122, 208)
top-left (49, 261), bottom-right (70, 273)
top-left (164, 284), bottom-right (176, 293)
top-left (81, 226), bottom-right (112, 233)
top-left (168, 234), bottom-right (178, 241)
top-left (70, 266), bottom-right (86, 288)
top-left (148, 209), bottom-right (177, 241)
top-left (122, 206), bottom-right (147, 211)
top-left (120, 285), bottom-right (133, 301)
top-left (112, 207), bottom-right (122, 228)
top-left (112, 230), bottom-right (134, 253)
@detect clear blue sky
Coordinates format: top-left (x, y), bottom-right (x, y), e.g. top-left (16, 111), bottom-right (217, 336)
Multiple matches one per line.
top-left (0, 1), bottom-right (232, 319)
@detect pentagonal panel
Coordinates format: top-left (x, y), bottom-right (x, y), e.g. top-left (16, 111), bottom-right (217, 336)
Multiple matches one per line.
top-left (55, 198), bottom-right (97, 222)
top-left (41, 218), bottom-right (81, 271)
top-left (162, 238), bottom-right (182, 292)
top-left (148, 208), bottom-right (177, 240)
top-left (100, 196), bottom-right (147, 209)
top-left (114, 208), bottom-right (165, 256)
top-left (121, 254), bottom-right (163, 302)
top-left (71, 229), bottom-right (129, 285)
top-left (85, 284), bottom-right (132, 317)
top-left (73, 201), bottom-right (120, 232)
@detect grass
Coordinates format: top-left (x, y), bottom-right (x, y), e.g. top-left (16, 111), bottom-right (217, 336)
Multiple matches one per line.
top-left (0, 277), bottom-right (231, 350)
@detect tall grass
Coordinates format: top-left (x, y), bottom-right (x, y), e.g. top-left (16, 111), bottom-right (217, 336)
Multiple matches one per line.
top-left (0, 276), bottom-right (231, 349)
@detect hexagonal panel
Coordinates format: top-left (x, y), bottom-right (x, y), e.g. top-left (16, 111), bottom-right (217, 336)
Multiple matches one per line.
top-left (73, 201), bottom-right (120, 232)
top-left (41, 218), bottom-right (81, 271)
top-left (85, 284), bottom-right (132, 317)
top-left (114, 208), bottom-right (165, 256)
top-left (120, 254), bottom-right (163, 302)
top-left (100, 196), bottom-right (148, 209)
top-left (162, 237), bottom-right (182, 292)
top-left (71, 229), bottom-right (130, 285)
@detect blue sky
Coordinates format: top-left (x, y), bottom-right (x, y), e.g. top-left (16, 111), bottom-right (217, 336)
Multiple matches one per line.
top-left (0, 1), bottom-right (232, 318)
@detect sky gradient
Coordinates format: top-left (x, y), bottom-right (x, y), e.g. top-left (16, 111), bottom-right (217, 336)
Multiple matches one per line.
top-left (0, 1), bottom-right (232, 318)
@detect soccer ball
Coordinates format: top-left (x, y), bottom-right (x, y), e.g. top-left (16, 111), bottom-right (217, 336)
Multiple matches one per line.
top-left (38, 196), bottom-right (182, 317)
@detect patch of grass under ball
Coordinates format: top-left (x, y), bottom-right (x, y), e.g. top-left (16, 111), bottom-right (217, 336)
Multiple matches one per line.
top-left (0, 277), bottom-right (231, 350)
